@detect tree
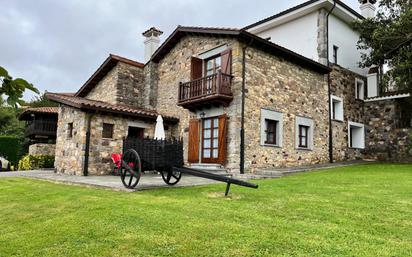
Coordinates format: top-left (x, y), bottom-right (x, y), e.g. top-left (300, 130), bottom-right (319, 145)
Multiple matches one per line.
top-left (352, 0), bottom-right (412, 93)
top-left (0, 66), bottom-right (39, 107)
top-left (26, 93), bottom-right (58, 108)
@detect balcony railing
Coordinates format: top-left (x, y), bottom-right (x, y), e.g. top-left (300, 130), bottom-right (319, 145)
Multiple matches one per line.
top-left (178, 71), bottom-right (233, 108)
top-left (25, 120), bottom-right (57, 138)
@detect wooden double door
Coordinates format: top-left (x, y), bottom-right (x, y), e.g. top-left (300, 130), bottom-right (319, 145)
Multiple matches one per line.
top-left (188, 115), bottom-right (227, 164)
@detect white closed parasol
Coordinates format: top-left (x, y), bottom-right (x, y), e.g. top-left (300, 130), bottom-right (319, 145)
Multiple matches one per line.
top-left (154, 115), bottom-right (166, 140)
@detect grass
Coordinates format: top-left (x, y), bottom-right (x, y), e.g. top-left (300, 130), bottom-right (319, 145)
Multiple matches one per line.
top-left (0, 164), bottom-right (411, 257)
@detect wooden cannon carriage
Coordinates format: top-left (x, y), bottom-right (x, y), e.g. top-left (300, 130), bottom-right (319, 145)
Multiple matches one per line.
top-left (120, 137), bottom-right (258, 196)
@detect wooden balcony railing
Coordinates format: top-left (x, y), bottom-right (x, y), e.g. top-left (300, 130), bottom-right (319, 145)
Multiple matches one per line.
top-left (25, 120), bottom-right (57, 137)
top-left (178, 71), bottom-right (233, 106)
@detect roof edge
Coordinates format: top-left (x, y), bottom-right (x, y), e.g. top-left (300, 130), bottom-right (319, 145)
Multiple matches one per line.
top-left (243, 0), bottom-right (363, 31)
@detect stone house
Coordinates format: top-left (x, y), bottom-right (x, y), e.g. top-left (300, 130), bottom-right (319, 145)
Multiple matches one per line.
top-left (245, 0), bottom-right (411, 162)
top-left (47, 0), bottom-right (411, 176)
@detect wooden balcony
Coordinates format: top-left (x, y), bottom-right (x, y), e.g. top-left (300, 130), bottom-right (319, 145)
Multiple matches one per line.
top-left (25, 120), bottom-right (57, 138)
top-left (178, 71), bottom-right (233, 110)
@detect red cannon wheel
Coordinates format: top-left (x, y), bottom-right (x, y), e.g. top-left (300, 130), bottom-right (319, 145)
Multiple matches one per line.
top-left (120, 149), bottom-right (142, 189)
top-left (161, 170), bottom-right (182, 185)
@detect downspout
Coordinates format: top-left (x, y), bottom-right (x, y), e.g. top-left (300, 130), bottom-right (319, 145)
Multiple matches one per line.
top-left (240, 38), bottom-right (253, 174)
top-left (326, 0), bottom-right (336, 163)
top-left (83, 112), bottom-right (93, 176)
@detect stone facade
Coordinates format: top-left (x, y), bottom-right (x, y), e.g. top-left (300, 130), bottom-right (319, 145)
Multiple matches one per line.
top-left (365, 99), bottom-right (412, 162)
top-left (55, 105), bottom-right (87, 175)
top-left (86, 114), bottom-right (156, 175)
top-left (243, 47), bottom-right (330, 171)
top-left (87, 62), bottom-right (146, 108)
top-left (54, 33), bottom-right (410, 176)
top-left (28, 143), bottom-right (56, 156)
top-left (155, 35), bottom-right (243, 171)
top-left (330, 64), bottom-right (366, 161)
top-left (54, 104), bottom-right (158, 175)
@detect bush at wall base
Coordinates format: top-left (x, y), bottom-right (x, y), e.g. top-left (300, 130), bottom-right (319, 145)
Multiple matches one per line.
top-left (18, 155), bottom-right (55, 170)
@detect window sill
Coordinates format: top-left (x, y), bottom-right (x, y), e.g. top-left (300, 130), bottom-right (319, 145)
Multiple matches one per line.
top-left (261, 143), bottom-right (282, 148)
top-left (348, 146), bottom-right (365, 150)
top-left (296, 147), bottom-right (313, 151)
top-left (332, 119), bottom-right (344, 123)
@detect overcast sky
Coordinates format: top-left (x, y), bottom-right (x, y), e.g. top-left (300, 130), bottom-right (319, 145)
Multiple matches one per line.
top-left (0, 0), bottom-right (361, 100)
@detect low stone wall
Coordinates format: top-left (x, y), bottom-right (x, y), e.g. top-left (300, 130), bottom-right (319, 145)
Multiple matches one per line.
top-left (365, 99), bottom-right (412, 162)
top-left (28, 143), bottom-right (56, 156)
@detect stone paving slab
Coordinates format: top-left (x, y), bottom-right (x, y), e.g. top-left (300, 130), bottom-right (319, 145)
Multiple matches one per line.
top-left (0, 169), bottom-right (222, 192)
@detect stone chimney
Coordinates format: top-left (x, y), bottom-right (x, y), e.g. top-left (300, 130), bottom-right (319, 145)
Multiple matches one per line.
top-left (143, 27), bottom-right (163, 63)
top-left (359, 0), bottom-right (376, 18)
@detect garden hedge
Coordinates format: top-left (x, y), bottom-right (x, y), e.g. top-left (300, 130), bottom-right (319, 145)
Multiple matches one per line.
top-left (0, 136), bottom-right (22, 165)
top-left (18, 155), bottom-right (55, 170)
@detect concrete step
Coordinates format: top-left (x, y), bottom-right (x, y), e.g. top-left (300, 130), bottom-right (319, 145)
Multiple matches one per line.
top-left (189, 163), bottom-right (224, 170)
top-left (185, 163), bottom-right (230, 177)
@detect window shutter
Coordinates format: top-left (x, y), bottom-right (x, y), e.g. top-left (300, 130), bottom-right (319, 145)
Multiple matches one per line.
top-left (217, 114), bottom-right (228, 164)
top-left (191, 57), bottom-right (203, 80)
top-left (220, 49), bottom-right (232, 75)
top-left (188, 119), bottom-right (200, 163)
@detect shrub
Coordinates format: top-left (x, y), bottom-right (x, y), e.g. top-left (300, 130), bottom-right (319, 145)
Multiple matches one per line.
top-left (18, 155), bottom-right (55, 170)
top-left (0, 136), bottom-right (24, 166)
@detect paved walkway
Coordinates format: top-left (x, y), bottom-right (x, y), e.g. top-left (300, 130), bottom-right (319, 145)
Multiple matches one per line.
top-left (0, 160), bottom-right (373, 191)
top-left (0, 170), bottom-right (220, 192)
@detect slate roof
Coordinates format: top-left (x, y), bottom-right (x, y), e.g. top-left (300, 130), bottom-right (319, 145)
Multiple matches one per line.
top-left (46, 93), bottom-right (179, 123)
top-left (19, 107), bottom-right (59, 120)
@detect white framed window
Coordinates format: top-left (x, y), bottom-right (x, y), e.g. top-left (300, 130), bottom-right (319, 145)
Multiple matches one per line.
top-left (330, 95), bottom-right (344, 121)
top-left (348, 121), bottom-right (365, 149)
top-left (295, 116), bottom-right (314, 150)
top-left (333, 45), bottom-right (339, 64)
top-left (355, 78), bottom-right (365, 100)
top-left (260, 109), bottom-right (283, 147)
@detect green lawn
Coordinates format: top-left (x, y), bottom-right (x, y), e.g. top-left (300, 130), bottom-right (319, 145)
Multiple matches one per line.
top-left (0, 164), bottom-right (411, 257)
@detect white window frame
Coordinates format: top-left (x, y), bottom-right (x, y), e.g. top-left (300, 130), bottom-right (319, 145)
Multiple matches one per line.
top-left (355, 78), bottom-right (365, 100)
top-left (295, 116), bottom-right (314, 150)
top-left (348, 121), bottom-right (365, 149)
top-left (260, 109), bottom-right (283, 147)
top-left (330, 95), bottom-right (344, 121)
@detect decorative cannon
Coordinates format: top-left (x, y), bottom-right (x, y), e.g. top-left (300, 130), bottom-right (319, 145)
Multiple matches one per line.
top-left (120, 137), bottom-right (258, 196)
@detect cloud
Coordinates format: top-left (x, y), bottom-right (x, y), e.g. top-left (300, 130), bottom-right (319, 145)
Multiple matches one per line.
top-left (0, 0), bottom-right (361, 100)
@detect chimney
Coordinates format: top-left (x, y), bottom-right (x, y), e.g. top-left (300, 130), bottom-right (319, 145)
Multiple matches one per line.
top-left (359, 0), bottom-right (376, 18)
top-left (143, 27), bottom-right (163, 63)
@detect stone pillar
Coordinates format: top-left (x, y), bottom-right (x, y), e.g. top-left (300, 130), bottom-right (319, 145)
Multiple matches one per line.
top-left (317, 9), bottom-right (328, 66)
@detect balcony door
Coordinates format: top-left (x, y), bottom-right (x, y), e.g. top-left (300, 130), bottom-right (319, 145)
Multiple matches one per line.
top-left (188, 115), bottom-right (227, 165)
top-left (202, 117), bottom-right (219, 163)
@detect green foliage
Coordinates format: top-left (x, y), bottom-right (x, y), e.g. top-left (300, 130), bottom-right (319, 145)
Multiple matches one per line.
top-left (0, 106), bottom-right (25, 137)
top-left (0, 66), bottom-right (39, 107)
top-left (18, 154), bottom-right (55, 170)
top-left (26, 93), bottom-right (58, 108)
top-left (0, 164), bottom-right (412, 256)
top-left (0, 136), bottom-right (24, 165)
top-left (352, 0), bottom-right (412, 93)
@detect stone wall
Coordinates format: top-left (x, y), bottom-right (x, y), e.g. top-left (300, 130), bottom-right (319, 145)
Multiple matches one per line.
top-left (55, 104), bottom-right (158, 175)
top-left (87, 114), bottom-right (156, 175)
top-left (116, 62), bottom-right (146, 108)
top-left (365, 99), bottom-right (412, 162)
top-left (243, 47), bottom-right (330, 171)
top-left (330, 64), bottom-right (366, 161)
top-left (55, 105), bottom-right (87, 175)
top-left (28, 143), bottom-right (56, 156)
top-left (87, 62), bottom-right (147, 109)
top-left (154, 35), bottom-right (243, 172)
top-left (87, 65), bottom-right (119, 105)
